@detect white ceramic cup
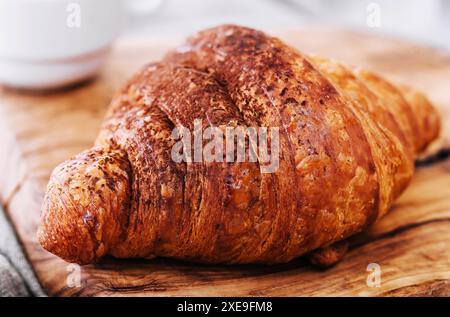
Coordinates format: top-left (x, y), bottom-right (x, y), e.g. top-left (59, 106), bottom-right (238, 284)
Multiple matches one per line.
top-left (0, 0), bottom-right (162, 89)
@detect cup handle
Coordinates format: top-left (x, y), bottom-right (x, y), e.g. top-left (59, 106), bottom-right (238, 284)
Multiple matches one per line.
top-left (124, 0), bottom-right (166, 26)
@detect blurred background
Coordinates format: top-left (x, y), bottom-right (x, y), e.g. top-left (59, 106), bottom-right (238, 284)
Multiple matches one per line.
top-left (2, 0), bottom-right (450, 89)
top-left (127, 0), bottom-right (450, 51)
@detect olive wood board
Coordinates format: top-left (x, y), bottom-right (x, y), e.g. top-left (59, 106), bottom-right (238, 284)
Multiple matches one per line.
top-left (0, 27), bottom-right (449, 296)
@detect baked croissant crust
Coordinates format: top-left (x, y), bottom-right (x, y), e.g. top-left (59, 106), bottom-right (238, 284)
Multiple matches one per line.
top-left (38, 25), bottom-right (440, 266)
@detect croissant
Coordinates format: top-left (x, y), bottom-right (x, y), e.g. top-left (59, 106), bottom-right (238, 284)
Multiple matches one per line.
top-left (38, 25), bottom-right (440, 266)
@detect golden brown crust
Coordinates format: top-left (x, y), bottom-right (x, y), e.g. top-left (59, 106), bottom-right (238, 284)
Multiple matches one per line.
top-left (165, 25), bottom-right (381, 258)
top-left (399, 86), bottom-right (441, 153)
top-left (106, 64), bottom-right (265, 263)
top-left (309, 56), bottom-right (414, 219)
top-left (38, 25), bottom-right (441, 265)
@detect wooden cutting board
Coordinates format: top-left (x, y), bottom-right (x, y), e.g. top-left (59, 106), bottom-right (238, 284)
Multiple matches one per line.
top-left (0, 27), bottom-right (449, 297)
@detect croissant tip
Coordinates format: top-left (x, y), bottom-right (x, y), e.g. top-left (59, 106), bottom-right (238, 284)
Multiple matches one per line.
top-left (38, 147), bottom-right (132, 265)
top-left (38, 209), bottom-right (95, 265)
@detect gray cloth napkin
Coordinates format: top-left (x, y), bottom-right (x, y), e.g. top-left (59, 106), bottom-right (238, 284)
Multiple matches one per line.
top-left (0, 206), bottom-right (45, 297)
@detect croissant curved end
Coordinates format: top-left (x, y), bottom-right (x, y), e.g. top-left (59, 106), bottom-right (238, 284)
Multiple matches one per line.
top-left (38, 147), bottom-right (131, 265)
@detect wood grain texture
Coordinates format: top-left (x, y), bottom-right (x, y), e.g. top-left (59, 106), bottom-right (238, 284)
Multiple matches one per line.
top-left (0, 27), bottom-right (449, 296)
